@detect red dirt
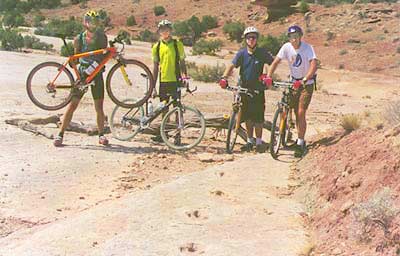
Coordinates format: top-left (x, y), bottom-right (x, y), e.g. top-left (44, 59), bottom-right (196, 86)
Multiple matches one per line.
top-left (297, 127), bottom-right (400, 255)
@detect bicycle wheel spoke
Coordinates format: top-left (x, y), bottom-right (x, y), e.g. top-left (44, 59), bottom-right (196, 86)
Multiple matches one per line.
top-left (110, 99), bottom-right (144, 141)
top-left (160, 106), bottom-right (205, 151)
top-left (27, 62), bottom-right (73, 110)
top-left (107, 60), bottom-right (154, 108)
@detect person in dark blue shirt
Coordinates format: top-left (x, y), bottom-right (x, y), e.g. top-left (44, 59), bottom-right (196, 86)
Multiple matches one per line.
top-left (219, 27), bottom-right (273, 153)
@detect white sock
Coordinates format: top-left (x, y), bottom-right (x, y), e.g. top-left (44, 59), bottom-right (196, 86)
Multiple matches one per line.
top-left (247, 137), bottom-right (255, 144)
top-left (297, 138), bottom-right (305, 146)
top-left (256, 138), bottom-right (263, 145)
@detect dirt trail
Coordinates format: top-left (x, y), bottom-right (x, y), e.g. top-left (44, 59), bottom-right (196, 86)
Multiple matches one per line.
top-left (0, 37), bottom-right (399, 254)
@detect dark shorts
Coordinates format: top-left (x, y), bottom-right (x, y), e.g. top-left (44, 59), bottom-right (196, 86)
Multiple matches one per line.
top-left (289, 84), bottom-right (314, 111)
top-left (159, 82), bottom-right (181, 103)
top-left (71, 73), bottom-right (104, 100)
top-left (240, 82), bottom-right (265, 123)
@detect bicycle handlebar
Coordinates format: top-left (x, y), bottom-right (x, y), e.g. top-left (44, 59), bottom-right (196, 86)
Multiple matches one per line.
top-left (225, 85), bottom-right (263, 98)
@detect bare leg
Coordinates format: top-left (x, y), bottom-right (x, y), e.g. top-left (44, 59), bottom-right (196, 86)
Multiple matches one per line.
top-left (254, 123), bottom-right (263, 140)
top-left (245, 121), bottom-right (254, 140)
top-left (59, 97), bottom-right (81, 134)
top-left (94, 98), bottom-right (105, 134)
top-left (297, 107), bottom-right (307, 140)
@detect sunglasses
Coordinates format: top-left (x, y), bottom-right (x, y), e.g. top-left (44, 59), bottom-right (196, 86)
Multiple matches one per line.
top-left (246, 35), bottom-right (257, 40)
top-left (288, 33), bottom-right (301, 39)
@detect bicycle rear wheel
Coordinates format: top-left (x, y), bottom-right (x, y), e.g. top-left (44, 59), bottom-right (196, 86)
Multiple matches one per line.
top-left (26, 62), bottom-right (74, 111)
top-left (226, 109), bottom-right (240, 154)
top-left (270, 107), bottom-right (287, 159)
top-left (160, 105), bottom-right (205, 151)
top-left (109, 99), bottom-right (144, 141)
top-left (106, 59), bottom-right (154, 108)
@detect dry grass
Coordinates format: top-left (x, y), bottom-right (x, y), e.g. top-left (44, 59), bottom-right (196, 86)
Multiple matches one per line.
top-left (340, 114), bottom-right (361, 132)
top-left (352, 188), bottom-right (399, 243)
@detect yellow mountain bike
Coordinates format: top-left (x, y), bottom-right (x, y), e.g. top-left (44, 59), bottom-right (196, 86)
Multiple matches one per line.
top-left (26, 35), bottom-right (154, 110)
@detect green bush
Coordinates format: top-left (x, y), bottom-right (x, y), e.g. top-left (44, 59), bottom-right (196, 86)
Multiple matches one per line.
top-left (61, 41), bottom-right (74, 57)
top-left (223, 21), bottom-right (245, 43)
top-left (117, 29), bottom-right (131, 45)
top-left (136, 29), bottom-right (158, 43)
top-left (23, 35), bottom-right (53, 50)
top-left (173, 16), bottom-right (206, 45)
top-left (29, 0), bottom-right (62, 9)
top-left (257, 34), bottom-right (288, 56)
top-left (70, 0), bottom-right (87, 4)
top-left (299, 0), bottom-right (309, 13)
top-left (34, 17), bottom-right (83, 38)
top-left (153, 6), bottom-right (166, 16)
top-left (2, 12), bottom-right (25, 28)
top-left (98, 9), bottom-right (111, 28)
top-left (187, 61), bottom-right (225, 83)
top-left (201, 15), bottom-right (218, 30)
top-left (126, 15), bottom-right (136, 26)
top-left (192, 39), bottom-right (222, 56)
top-left (0, 28), bottom-right (24, 51)
top-left (33, 14), bottom-right (45, 27)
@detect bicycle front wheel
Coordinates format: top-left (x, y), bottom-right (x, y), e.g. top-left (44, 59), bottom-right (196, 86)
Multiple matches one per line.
top-left (109, 99), bottom-right (144, 141)
top-left (226, 110), bottom-right (240, 154)
top-left (160, 105), bottom-right (206, 151)
top-left (106, 59), bottom-right (154, 108)
top-left (270, 107), bottom-right (287, 159)
top-left (26, 62), bottom-right (74, 111)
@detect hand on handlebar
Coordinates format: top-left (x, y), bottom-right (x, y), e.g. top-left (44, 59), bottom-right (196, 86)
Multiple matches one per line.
top-left (259, 74), bottom-right (273, 89)
top-left (292, 80), bottom-right (303, 90)
top-left (218, 77), bottom-right (228, 89)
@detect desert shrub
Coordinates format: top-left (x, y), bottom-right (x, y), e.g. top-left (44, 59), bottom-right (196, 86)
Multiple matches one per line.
top-left (187, 61), bottom-right (225, 83)
top-left (340, 114), bottom-right (361, 132)
top-left (70, 0), bottom-right (87, 4)
top-left (326, 31), bottom-right (335, 41)
top-left (192, 39), bottom-right (222, 56)
top-left (352, 188), bottom-right (399, 242)
top-left (201, 15), bottom-right (218, 30)
top-left (153, 6), bottom-right (166, 16)
top-left (258, 34), bottom-right (288, 56)
top-left (23, 35), bottom-right (53, 50)
top-left (33, 14), bottom-right (45, 27)
top-left (34, 17), bottom-right (83, 38)
top-left (397, 46), bottom-right (400, 54)
top-left (2, 11), bottom-right (25, 28)
top-left (223, 21), bottom-right (245, 43)
top-left (173, 16), bottom-right (206, 45)
top-left (299, 0), bottom-right (310, 13)
top-left (339, 49), bottom-right (348, 55)
top-left (0, 28), bottom-right (24, 50)
top-left (61, 41), bottom-right (74, 57)
top-left (117, 29), bottom-right (131, 45)
top-left (135, 29), bottom-right (158, 43)
top-left (126, 15), bottom-right (136, 26)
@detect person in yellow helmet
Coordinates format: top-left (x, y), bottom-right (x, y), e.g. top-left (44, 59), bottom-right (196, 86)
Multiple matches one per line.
top-left (54, 10), bottom-right (109, 147)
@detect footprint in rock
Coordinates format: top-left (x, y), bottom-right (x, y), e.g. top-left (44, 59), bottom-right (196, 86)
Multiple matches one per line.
top-left (186, 210), bottom-right (201, 218)
top-left (210, 190), bottom-right (225, 196)
top-left (179, 242), bottom-right (198, 253)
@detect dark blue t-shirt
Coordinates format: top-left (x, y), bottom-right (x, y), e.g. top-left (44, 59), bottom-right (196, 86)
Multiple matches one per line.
top-left (232, 47), bottom-right (273, 84)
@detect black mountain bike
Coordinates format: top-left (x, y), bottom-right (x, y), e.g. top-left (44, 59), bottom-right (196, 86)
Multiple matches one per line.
top-left (110, 83), bottom-right (206, 151)
top-left (224, 82), bottom-right (265, 154)
top-left (269, 81), bottom-right (296, 159)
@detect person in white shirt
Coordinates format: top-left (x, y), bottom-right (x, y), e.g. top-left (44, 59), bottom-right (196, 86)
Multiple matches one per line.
top-left (266, 25), bottom-right (317, 157)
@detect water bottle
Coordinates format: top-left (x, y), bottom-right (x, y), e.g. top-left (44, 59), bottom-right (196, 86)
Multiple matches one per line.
top-left (155, 101), bottom-right (166, 112)
top-left (84, 61), bottom-right (99, 76)
top-left (147, 100), bottom-right (154, 116)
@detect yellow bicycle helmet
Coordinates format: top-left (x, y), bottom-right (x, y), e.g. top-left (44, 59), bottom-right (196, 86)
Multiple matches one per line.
top-left (84, 10), bottom-right (100, 22)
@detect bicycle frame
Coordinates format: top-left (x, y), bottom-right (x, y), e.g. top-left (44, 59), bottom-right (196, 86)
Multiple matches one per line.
top-left (49, 39), bottom-right (130, 90)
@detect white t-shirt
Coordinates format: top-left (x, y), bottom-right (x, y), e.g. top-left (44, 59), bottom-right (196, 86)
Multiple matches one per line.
top-left (276, 41), bottom-right (317, 84)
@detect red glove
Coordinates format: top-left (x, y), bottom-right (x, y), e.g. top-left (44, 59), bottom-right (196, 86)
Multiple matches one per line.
top-left (259, 74), bottom-right (273, 88)
top-left (219, 78), bottom-right (228, 89)
top-left (292, 80), bottom-right (302, 90)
